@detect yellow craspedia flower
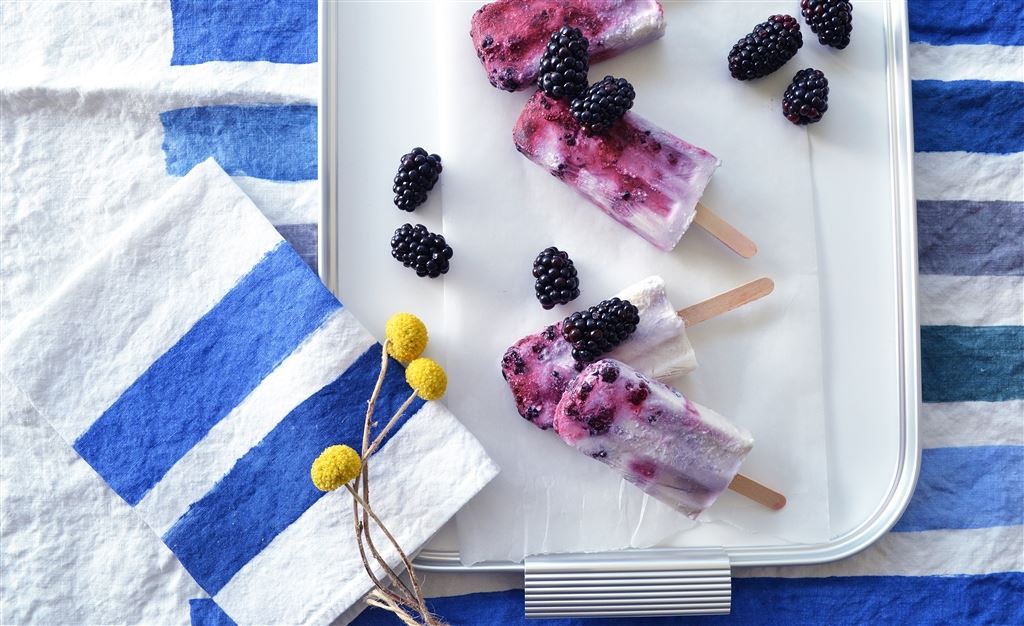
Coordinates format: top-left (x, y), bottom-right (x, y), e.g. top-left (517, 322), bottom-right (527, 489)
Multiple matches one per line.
top-left (385, 313), bottom-right (428, 363)
top-left (310, 445), bottom-right (362, 492)
top-left (405, 357), bottom-right (447, 401)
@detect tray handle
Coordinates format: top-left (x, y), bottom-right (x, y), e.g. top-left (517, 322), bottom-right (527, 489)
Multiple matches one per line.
top-left (524, 548), bottom-right (731, 618)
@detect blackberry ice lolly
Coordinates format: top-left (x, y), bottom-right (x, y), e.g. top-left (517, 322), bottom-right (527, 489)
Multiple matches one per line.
top-left (553, 359), bottom-right (754, 517)
top-left (502, 276), bottom-right (696, 429)
top-left (470, 0), bottom-right (666, 91)
top-left (513, 91), bottom-right (722, 252)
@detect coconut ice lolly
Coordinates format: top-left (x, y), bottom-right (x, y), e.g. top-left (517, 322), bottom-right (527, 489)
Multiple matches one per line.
top-left (513, 91), bottom-right (724, 252)
top-left (502, 276), bottom-right (695, 429)
top-left (470, 0), bottom-right (666, 91)
top-left (554, 359), bottom-right (754, 517)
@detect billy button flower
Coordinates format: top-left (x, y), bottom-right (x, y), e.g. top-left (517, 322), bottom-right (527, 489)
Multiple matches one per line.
top-left (385, 313), bottom-right (428, 363)
top-left (361, 358), bottom-right (448, 459)
top-left (310, 444), bottom-right (362, 492)
top-left (320, 314), bottom-right (449, 625)
top-left (406, 357), bottom-right (447, 401)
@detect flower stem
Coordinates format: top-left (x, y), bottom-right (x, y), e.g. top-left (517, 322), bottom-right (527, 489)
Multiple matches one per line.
top-left (365, 391), bottom-right (418, 458)
top-left (345, 484), bottom-right (433, 622)
top-left (347, 337), bottom-right (436, 624)
top-left (363, 341), bottom-right (391, 456)
top-left (350, 500), bottom-right (414, 608)
top-left (350, 484), bottom-right (416, 603)
top-left (351, 343), bottom-right (418, 604)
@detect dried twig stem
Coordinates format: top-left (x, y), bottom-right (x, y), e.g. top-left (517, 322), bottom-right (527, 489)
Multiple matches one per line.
top-left (366, 391), bottom-right (418, 457)
top-left (348, 342), bottom-right (437, 624)
top-left (350, 500), bottom-right (413, 607)
top-left (345, 485), bottom-right (437, 623)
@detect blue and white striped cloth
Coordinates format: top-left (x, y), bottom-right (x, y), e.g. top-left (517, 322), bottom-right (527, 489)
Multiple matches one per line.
top-left (2, 1), bottom-right (1019, 624)
top-left (344, 2), bottom-right (1023, 624)
top-left (0, 160), bottom-right (498, 626)
top-left (2, 2), bottom-right (324, 622)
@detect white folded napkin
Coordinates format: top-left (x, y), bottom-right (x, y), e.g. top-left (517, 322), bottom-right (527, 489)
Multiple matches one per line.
top-left (1, 159), bottom-right (498, 626)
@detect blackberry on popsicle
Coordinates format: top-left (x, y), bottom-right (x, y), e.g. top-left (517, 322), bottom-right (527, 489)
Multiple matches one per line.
top-left (470, 0), bottom-right (665, 91)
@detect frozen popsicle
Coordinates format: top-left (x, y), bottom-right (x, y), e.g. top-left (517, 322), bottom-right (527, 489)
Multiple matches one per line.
top-left (470, 0), bottom-right (666, 92)
top-left (553, 359), bottom-right (753, 517)
top-left (513, 91), bottom-right (755, 256)
top-left (501, 276), bottom-right (773, 429)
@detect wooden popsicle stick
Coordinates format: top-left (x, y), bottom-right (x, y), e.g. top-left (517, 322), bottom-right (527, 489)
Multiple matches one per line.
top-left (677, 277), bottom-right (775, 327)
top-left (693, 202), bottom-right (758, 259)
top-left (729, 474), bottom-right (787, 510)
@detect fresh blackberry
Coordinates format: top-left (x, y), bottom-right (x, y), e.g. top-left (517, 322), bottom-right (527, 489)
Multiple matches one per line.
top-left (390, 223), bottom-right (453, 278)
top-left (570, 76), bottom-right (635, 135)
top-left (392, 148), bottom-right (442, 211)
top-left (727, 15), bottom-right (803, 80)
top-left (801, 0), bottom-right (853, 49)
top-left (532, 246), bottom-right (580, 309)
top-left (783, 68), bottom-right (829, 125)
top-left (561, 298), bottom-right (640, 365)
top-left (538, 26), bottom-right (590, 101)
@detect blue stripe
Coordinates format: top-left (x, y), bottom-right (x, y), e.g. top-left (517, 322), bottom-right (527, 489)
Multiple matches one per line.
top-left (189, 599), bottom-right (236, 626)
top-left (921, 326), bottom-right (1024, 403)
top-left (912, 81), bottom-right (1024, 154)
top-left (894, 446), bottom-right (1024, 532)
top-left (908, 0), bottom-right (1024, 46)
top-left (74, 243), bottom-right (338, 505)
top-left (160, 105), bottom-right (317, 181)
top-left (170, 0), bottom-right (316, 65)
top-left (350, 574), bottom-right (1024, 625)
top-left (275, 223), bottom-right (318, 273)
top-left (163, 344), bottom-right (424, 595)
top-left (917, 201), bottom-right (1024, 276)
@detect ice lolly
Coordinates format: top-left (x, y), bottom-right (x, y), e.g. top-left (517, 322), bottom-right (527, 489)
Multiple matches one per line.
top-left (470, 0), bottom-right (666, 91)
top-left (513, 91), bottom-right (723, 252)
top-left (553, 358), bottom-right (754, 517)
top-left (502, 276), bottom-right (696, 429)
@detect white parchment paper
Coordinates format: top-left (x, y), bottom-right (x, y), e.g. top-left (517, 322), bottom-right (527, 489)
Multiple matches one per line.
top-left (436, 1), bottom-right (830, 564)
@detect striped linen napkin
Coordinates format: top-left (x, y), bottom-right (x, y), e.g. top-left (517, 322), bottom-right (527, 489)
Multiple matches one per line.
top-left (0, 159), bottom-right (498, 626)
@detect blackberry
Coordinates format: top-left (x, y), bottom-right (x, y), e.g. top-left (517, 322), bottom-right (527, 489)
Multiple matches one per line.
top-left (801, 0), bottom-right (853, 49)
top-left (561, 298), bottom-right (640, 365)
top-left (570, 76), bottom-right (635, 135)
top-left (532, 246), bottom-right (580, 309)
top-left (728, 15), bottom-right (803, 80)
top-left (538, 26), bottom-right (590, 101)
top-left (392, 148), bottom-right (442, 211)
top-left (782, 68), bottom-right (829, 125)
top-left (390, 223), bottom-right (453, 278)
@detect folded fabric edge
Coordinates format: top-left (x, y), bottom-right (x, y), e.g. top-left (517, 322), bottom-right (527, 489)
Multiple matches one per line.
top-left (0, 158), bottom-right (292, 447)
top-left (0, 158), bottom-right (251, 351)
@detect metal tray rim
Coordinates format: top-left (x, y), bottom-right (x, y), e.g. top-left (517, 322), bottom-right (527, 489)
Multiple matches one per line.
top-left (318, 0), bottom-right (921, 573)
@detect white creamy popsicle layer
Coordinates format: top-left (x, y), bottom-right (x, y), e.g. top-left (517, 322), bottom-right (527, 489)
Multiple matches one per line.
top-left (501, 276), bottom-right (695, 429)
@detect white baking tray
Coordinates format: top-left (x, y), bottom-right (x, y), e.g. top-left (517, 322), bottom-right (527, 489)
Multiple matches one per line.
top-left (320, 0), bottom-right (918, 583)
